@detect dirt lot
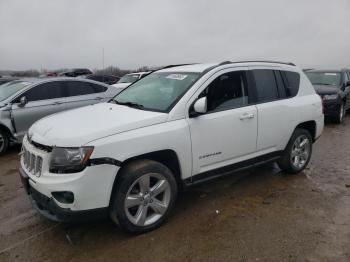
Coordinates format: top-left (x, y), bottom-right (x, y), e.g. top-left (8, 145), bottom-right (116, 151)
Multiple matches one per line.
top-left (0, 118), bottom-right (350, 262)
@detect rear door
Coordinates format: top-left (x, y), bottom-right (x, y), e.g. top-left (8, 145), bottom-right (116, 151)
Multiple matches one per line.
top-left (251, 68), bottom-right (298, 154)
top-left (11, 81), bottom-right (66, 139)
top-left (62, 80), bottom-right (109, 111)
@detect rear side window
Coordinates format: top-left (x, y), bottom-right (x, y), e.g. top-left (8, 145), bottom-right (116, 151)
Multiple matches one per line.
top-left (90, 83), bottom-right (107, 93)
top-left (64, 81), bottom-right (98, 97)
top-left (252, 69), bottom-right (279, 102)
top-left (24, 82), bottom-right (64, 101)
top-left (282, 71), bottom-right (300, 97)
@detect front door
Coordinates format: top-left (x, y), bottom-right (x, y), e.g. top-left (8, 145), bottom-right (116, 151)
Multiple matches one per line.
top-left (11, 81), bottom-right (66, 140)
top-left (187, 69), bottom-right (258, 176)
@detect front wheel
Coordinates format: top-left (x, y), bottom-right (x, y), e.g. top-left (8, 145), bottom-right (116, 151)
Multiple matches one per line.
top-left (0, 129), bottom-right (9, 155)
top-left (110, 160), bottom-right (178, 234)
top-left (278, 128), bottom-right (312, 174)
top-left (334, 103), bottom-right (345, 124)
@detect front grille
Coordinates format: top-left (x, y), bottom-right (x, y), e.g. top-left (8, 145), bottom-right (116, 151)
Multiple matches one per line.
top-left (23, 147), bottom-right (43, 177)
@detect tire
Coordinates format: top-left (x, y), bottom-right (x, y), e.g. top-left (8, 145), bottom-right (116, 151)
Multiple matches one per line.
top-left (277, 128), bottom-right (312, 174)
top-left (334, 103), bottom-right (345, 124)
top-left (110, 159), bottom-right (178, 234)
top-left (0, 129), bottom-right (9, 155)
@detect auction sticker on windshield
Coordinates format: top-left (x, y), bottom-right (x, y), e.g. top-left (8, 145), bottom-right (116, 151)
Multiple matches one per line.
top-left (166, 74), bottom-right (188, 80)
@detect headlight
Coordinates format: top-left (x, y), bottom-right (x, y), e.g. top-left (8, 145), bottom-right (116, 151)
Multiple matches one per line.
top-left (323, 94), bottom-right (338, 100)
top-left (50, 147), bottom-right (94, 173)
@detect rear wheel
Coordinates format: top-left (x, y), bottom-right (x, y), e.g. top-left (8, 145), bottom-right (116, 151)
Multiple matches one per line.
top-left (0, 129), bottom-right (9, 155)
top-left (110, 159), bottom-right (177, 234)
top-left (278, 128), bottom-right (312, 174)
top-left (334, 103), bottom-right (345, 124)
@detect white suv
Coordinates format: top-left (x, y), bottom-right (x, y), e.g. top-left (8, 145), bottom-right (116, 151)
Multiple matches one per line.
top-left (19, 61), bottom-right (324, 233)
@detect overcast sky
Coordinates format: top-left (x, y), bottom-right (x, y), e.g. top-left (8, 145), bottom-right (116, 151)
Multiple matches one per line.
top-left (0, 0), bottom-right (349, 71)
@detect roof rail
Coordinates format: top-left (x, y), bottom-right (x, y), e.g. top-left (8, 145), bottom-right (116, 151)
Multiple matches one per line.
top-left (160, 63), bottom-right (198, 69)
top-left (219, 60), bottom-right (295, 66)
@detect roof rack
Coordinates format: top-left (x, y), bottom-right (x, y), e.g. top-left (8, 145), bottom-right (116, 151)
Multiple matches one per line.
top-left (218, 60), bottom-right (296, 66)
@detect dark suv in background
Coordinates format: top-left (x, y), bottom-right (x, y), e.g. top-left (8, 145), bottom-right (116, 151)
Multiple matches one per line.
top-left (305, 69), bottom-right (350, 123)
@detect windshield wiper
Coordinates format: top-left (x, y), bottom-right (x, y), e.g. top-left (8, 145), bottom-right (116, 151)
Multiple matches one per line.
top-left (114, 101), bottom-right (145, 109)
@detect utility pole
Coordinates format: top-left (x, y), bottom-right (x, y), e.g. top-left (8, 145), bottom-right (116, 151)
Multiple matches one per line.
top-left (102, 48), bottom-right (105, 71)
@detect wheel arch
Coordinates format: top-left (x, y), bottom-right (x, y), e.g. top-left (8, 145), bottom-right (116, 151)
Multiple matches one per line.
top-left (109, 149), bottom-right (182, 207)
top-left (294, 120), bottom-right (316, 142)
top-left (119, 150), bottom-right (182, 184)
top-left (0, 123), bottom-right (13, 139)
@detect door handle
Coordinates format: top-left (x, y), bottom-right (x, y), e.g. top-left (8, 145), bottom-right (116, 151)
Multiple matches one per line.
top-left (239, 113), bottom-right (254, 120)
top-left (54, 101), bottom-right (63, 105)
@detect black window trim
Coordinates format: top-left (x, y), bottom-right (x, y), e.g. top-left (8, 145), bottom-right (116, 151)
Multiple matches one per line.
top-left (189, 70), bottom-right (256, 117)
top-left (13, 80), bottom-right (66, 103)
top-left (189, 68), bottom-right (301, 116)
top-left (250, 69), bottom-right (280, 104)
top-left (62, 80), bottom-right (107, 98)
top-left (280, 70), bottom-right (301, 98)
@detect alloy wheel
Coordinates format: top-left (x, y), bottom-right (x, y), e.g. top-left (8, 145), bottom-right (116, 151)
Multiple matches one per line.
top-left (290, 134), bottom-right (311, 169)
top-left (339, 104), bottom-right (344, 123)
top-left (124, 173), bottom-right (171, 227)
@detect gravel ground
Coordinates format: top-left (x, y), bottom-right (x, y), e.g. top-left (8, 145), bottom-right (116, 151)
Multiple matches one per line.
top-left (0, 117), bottom-right (349, 262)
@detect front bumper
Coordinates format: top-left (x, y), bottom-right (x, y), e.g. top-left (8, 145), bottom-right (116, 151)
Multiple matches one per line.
top-left (323, 100), bottom-right (341, 118)
top-left (19, 167), bottom-right (109, 222)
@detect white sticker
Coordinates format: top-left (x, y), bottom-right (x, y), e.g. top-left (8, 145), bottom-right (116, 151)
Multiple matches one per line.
top-left (166, 74), bottom-right (188, 80)
top-left (325, 73), bottom-right (337, 76)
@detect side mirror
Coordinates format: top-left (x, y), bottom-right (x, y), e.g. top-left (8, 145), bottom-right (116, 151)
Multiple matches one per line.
top-left (190, 97), bottom-right (207, 117)
top-left (19, 96), bottom-right (27, 107)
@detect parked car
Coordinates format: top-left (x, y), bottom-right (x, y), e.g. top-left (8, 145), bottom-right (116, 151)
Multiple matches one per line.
top-left (80, 74), bottom-right (120, 85)
top-left (305, 69), bottom-right (350, 123)
top-left (0, 77), bottom-right (18, 85)
top-left (112, 71), bottom-right (150, 89)
top-left (0, 78), bottom-right (122, 154)
top-left (59, 68), bottom-right (92, 77)
top-left (19, 61), bottom-right (323, 233)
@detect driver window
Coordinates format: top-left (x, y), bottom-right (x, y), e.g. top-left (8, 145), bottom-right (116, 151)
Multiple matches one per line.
top-left (200, 71), bottom-right (249, 112)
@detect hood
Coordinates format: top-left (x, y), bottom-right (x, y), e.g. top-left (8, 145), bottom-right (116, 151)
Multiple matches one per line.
top-left (29, 103), bottom-right (168, 147)
top-left (313, 85), bottom-right (340, 95)
top-left (112, 83), bottom-right (131, 89)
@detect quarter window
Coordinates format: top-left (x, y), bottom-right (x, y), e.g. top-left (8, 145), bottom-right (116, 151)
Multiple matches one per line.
top-left (90, 83), bottom-right (107, 93)
top-left (64, 81), bottom-right (104, 97)
top-left (201, 71), bottom-right (249, 112)
top-left (253, 69), bottom-right (279, 102)
top-left (283, 71), bottom-right (300, 97)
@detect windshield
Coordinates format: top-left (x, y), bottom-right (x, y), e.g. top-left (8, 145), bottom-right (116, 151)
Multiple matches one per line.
top-left (113, 72), bottom-right (201, 112)
top-left (305, 72), bottom-right (341, 86)
top-left (117, 74), bottom-right (140, 84)
top-left (0, 81), bottom-right (31, 102)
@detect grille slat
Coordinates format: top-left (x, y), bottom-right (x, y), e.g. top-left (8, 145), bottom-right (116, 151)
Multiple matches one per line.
top-left (22, 146), bottom-right (43, 177)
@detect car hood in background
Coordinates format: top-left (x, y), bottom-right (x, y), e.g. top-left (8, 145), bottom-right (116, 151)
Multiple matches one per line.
top-left (112, 83), bottom-right (131, 89)
top-left (29, 103), bottom-right (168, 147)
top-left (313, 85), bottom-right (340, 95)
